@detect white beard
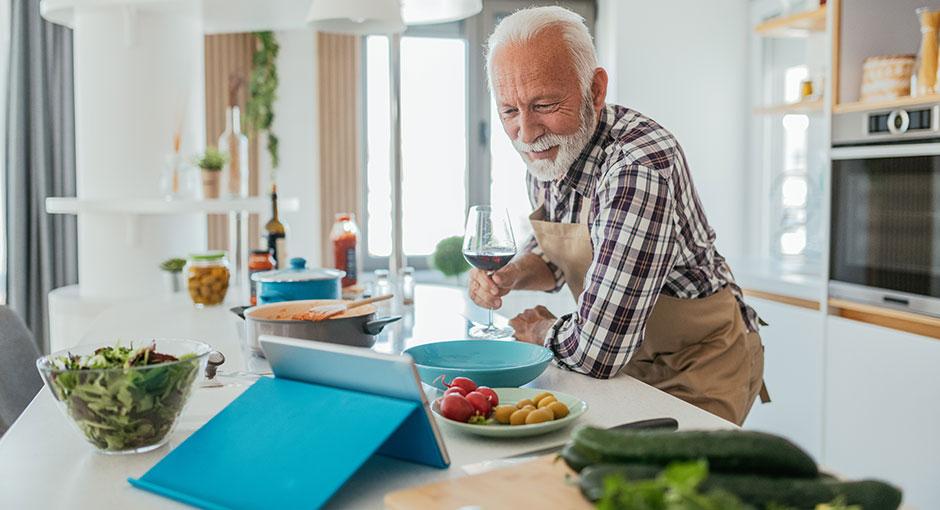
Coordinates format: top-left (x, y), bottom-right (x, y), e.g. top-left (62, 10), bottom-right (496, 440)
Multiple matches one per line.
top-left (512, 99), bottom-right (597, 182)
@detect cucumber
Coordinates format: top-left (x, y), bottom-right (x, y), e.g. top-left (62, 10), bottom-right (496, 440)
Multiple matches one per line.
top-left (558, 443), bottom-right (595, 472)
top-left (579, 464), bottom-right (902, 510)
top-left (572, 427), bottom-right (818, 478)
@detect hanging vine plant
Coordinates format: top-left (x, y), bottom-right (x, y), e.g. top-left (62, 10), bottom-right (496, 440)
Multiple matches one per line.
top-left (246, 31), bottom-right (280, 177)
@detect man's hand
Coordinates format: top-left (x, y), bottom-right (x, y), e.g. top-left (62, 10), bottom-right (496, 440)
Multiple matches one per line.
top-left (510, 306), bottom-right (557, 345)
top-left (468, 263), bottom-right (522, 309)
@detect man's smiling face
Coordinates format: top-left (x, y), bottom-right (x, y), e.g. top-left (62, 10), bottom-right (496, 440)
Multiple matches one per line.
top-left (490, 26), bottom-right (597, 181)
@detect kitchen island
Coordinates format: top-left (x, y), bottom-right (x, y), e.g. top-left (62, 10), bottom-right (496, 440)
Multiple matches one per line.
top-left (0, 285), bottom-right (735, 509)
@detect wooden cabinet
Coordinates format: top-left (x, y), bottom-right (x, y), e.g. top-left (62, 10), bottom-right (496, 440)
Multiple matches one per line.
top-left (742, 297), bottom-right (825, 460)
top-left (824, 316), bottom-right (940, 509)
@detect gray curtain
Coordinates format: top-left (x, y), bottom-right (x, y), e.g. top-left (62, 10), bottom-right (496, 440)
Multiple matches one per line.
top-left (4, 0), bottom-right (77, 353)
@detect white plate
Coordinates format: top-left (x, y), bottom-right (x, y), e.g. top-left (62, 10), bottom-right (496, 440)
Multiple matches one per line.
top-left (431, 387), bottom-right (587, 438)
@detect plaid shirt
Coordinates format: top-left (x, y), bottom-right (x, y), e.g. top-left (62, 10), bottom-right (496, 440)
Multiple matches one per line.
top-left (523, 104), bottom-right (759, 379)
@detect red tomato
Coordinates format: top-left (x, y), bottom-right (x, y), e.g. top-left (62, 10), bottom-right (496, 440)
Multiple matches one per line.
top-left (439, 394), bottom-right (475, 422)
top-left (475, 386), bottom-right (499, 406)
top-left (443, 386), bottom-right (467, 397)
top-left (465, 391), bottom-right (493, 417)
top-left (447, 376), bottom-right (478, 393)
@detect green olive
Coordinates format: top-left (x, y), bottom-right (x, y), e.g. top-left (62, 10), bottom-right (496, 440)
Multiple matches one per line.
top-left (509, 408), bottom-right (532, 426)
top-left (537, 396), bottom-right (557, 409)
top-left (547, 401), bottom-right (569, 419)
top-left (525, 408), bottom-right (554, 424)
top-left (515, 399), bottom-right (535, 409)
top-left (493, 405), bottom-right (515, 425)
top-left (532, 392), bottom-right (554, 405)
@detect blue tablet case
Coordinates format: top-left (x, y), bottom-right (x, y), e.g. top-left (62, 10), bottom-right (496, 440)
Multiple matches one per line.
top-left (129, 376), bottom-right (448, 510)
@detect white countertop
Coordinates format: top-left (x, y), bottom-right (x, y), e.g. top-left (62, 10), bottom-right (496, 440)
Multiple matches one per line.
top-left (0, 285), bottom-right (735, 509)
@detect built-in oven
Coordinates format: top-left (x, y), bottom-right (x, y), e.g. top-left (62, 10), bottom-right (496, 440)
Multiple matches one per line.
top-left (830, 101), bottom-right (940, 317)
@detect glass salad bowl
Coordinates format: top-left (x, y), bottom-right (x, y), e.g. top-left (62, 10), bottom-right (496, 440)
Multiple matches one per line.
top-left (36, 339), bottom-right (211, 454)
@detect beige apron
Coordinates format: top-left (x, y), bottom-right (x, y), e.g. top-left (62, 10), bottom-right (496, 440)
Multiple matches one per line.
top-left (530, 204), bottom-right (767, 425)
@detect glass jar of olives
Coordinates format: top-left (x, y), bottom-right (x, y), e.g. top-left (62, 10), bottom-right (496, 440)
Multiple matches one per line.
top-left (185, 251), bottom-right (230, 307)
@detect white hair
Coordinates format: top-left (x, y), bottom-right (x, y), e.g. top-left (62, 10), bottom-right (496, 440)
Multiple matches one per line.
top-left (485, 6), bottom-right (597, 95)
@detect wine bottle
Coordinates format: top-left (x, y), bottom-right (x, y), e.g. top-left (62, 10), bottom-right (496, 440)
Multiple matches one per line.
top-left (264, 184), bottom-right (287, 269)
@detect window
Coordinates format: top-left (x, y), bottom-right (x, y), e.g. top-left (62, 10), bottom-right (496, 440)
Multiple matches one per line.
top-left (365, 33), bottom-right (469, 261)
top-left (361, 1), bottom-right (596, 271)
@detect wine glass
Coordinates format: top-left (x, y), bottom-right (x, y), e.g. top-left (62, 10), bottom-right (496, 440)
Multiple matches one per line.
top-left (463, 205), bottom-right (517, 339)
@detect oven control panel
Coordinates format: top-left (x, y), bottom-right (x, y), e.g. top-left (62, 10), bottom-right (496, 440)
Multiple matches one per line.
top-left (833, 102), bottom-right (940, 145)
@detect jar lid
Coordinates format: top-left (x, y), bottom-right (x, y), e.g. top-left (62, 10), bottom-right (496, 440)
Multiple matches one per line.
top-left (251, 257), bottom-right (345, 283)
top-left (190, 251), bottom-right (226, 261)
top-left (250, 249), bottom-right (271, 255)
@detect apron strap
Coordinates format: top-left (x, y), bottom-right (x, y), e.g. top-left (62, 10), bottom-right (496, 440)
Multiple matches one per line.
top-left (759, 381), bottom-right (771, 404)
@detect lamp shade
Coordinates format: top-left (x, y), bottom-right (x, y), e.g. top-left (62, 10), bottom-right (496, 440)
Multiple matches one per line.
top-left (402, 0), bottom-right (482, 25)
top-left (306, 0), bottom-right (405, 35)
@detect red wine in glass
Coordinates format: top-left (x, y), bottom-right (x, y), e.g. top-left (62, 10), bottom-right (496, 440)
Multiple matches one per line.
top-left (462, 206), bottom-right (517, 339)
top-left (463, 249), bottom-right (516, 272)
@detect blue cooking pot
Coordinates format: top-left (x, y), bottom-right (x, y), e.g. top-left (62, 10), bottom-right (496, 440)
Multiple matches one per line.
top-left (252, 257), bottom-right (345, 304)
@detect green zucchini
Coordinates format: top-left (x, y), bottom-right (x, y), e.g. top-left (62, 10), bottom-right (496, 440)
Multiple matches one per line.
top-left (572, 427), bottom-right (818, 478)
top-left (579, 464), bottom-right (902, 510)
top-left (558, 443), bottom-right (595, 472)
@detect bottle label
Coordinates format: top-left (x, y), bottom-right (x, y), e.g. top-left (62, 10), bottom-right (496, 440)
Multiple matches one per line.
top-left (275, 238), bottom-right (287, 269)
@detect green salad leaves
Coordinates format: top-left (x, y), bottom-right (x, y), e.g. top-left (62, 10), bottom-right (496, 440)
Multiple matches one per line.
top-left (47, 343), bottom-right (200, 452)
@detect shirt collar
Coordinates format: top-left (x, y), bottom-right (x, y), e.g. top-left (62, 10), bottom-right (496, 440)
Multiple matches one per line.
top-left (557, 104), bottom-right (616, 197)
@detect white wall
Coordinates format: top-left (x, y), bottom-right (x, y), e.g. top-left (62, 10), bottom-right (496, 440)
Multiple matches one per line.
top-left (270, 29), bottom-right (321, 266)
top-left (595, 0), bottom-right (750, 257)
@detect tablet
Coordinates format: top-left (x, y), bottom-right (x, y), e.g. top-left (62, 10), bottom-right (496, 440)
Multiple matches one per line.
top-left (260, 335), bottom-right (450, 467)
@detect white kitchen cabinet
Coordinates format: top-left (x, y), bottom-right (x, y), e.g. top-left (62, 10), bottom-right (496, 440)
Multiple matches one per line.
top-left (742, 297), bottom-right (825, 460)
top-left (824, 316), bottom-right (940, 509)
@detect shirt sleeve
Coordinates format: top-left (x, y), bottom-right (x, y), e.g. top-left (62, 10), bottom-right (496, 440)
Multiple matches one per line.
top-left (521, 234), bottom-right (566, 292)
top-left (545, 163), bottom-right (678, 379)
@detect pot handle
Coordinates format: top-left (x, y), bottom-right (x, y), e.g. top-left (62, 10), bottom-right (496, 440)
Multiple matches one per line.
top-left (363, 315), bottom-right (402, 335)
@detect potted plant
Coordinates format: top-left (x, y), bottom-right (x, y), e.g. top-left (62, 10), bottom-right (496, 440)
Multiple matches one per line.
top-left (159, 257), bottom-right (186, 295)
top-left (194, 148), bottom-right (227, 199)
top-left (429, 236), bottom-right (471, 285)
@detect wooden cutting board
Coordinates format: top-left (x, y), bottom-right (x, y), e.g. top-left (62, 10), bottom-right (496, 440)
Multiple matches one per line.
top-left (384, 455), bottom-right (592, 510)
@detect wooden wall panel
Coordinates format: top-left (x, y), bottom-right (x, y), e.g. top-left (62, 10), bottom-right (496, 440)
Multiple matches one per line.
top-left (317, 33), bottom-right (361, 265)
top-left (204, 33), bottom-right (261, 251)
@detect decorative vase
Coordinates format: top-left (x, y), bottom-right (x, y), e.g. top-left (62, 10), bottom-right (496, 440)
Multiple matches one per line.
top-left (913, 7), bottom-right (940, 97)
top-left (201, 169), bottom-right (221, 199)
top-left (219, 106), bottom-right (250, 198)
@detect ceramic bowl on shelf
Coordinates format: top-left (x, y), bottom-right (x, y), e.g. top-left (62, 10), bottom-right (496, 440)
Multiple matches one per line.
top-left (404, 340), bottom-right (554, 389)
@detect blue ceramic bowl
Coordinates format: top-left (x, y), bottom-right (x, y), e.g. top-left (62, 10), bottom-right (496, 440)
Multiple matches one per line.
top-left (404, 340), bottom-right (554, 389)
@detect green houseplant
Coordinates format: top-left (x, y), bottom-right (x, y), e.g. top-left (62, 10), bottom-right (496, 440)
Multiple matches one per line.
top-left (429, 236), bottom-right (471, 284)
top-left (246, 31), bottom-right (280, 179)
top-left (194, 148), bottom-right (227, 199)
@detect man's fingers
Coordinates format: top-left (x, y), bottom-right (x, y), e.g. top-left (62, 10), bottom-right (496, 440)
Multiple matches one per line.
top-left (492, 263), bottom-right (517, 288)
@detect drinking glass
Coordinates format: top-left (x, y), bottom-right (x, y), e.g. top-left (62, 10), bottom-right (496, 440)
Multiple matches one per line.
top-left (463, 205), bottom-right (517, 339)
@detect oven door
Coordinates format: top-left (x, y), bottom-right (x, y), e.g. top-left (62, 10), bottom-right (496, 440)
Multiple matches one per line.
top-left (830, 142), bottom-right (940, 316)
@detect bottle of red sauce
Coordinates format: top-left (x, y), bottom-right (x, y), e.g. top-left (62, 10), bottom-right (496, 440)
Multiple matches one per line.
top-left (248, 249), bottom-right (274, 305)
top-left (331, 213), bottom-right (360, 288)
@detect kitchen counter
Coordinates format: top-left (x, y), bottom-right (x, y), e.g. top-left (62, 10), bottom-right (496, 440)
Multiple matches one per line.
top-left (0, 285), bottom-right (735, 509)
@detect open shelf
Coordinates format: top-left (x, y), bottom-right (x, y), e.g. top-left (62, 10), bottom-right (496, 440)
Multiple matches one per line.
top-left (753, 99), bottom-right (824, 115)
top-left (46, 196), bottom-right (300, 215)
top-left (755, 6), bottom-right (827, 38)
top-left (833, 94), bottom-right (940, 114)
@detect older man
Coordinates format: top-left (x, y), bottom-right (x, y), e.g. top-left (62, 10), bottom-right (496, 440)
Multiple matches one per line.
top-left (468, 6), bottom-right (767, 424)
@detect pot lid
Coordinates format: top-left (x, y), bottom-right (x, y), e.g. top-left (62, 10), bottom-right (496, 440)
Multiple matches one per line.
top-left (251, 257), bottom-right (345, 283)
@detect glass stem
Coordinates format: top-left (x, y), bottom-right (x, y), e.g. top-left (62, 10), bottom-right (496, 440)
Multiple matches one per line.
top-left (488, 308), bottom-right (494, 329)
